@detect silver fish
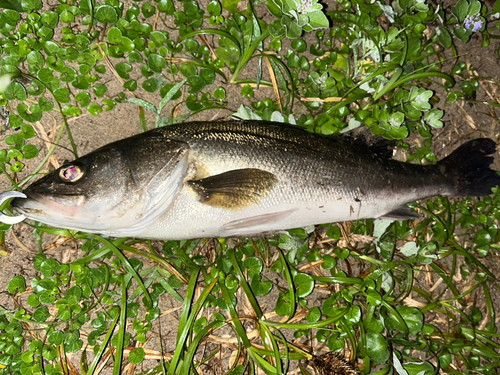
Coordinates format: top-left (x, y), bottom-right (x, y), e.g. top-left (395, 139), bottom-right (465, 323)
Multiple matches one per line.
top-left (10, 121), bottom-right (500, 240)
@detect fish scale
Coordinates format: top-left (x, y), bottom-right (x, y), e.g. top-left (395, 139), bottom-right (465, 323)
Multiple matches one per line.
top-left (10, 121), bottom-right (500, 240)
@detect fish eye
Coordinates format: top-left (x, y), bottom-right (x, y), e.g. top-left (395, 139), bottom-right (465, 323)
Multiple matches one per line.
top-left (59, 164), bottom-right (85, 183)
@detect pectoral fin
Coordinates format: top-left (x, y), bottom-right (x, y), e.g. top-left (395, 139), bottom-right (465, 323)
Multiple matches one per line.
top-left (379, 206), bottom-right (420, 221)
top-left (188, 168), bottom-right (278, 210)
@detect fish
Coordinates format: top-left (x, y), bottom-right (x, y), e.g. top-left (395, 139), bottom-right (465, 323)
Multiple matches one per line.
top-left (10, 120), bottom-right (500, 240)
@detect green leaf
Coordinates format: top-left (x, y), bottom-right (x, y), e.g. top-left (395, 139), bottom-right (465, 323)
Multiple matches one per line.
top-left (8, 275), bottom-right (26, 293)
top-left (64, 339), bottom-right (83, 353)
top-left (437, 27), bottom-right (452, 48)
top-left (453, 0), bottom-right (469, 21)
top-left (48, 331), bottom-right (64, 346)
top-left (5, 134), bottom-right (23, 148)
top-left (397, 306), bottom-right (423, 335)
top-left (0, 0), bottom-right (23, 11)
top-left (215, 39), bottom-right (240, 63)
top-left (72, 75), bottom-right (91, 90)
top-left (275, 291), bottom-right (292, 316)
top-left (322, 295), bottom-right (341, 317)
top-left (61, 105), bottom-right (82, 117)
top-left (306, 306), bottom-right (321, 322)
top-left (103, 99), bottom-right (116, 111)
top-left (158, 0), bottom-right (174, 14)
top-left (107, 27), bottom-right (122, 43)
top-left (27, 50), bottom-right (45, 67)
top-left (116, 62), bottom-right (133, 79)
top-left (119, 37), bottom-right (135, 53)
top-left (17, 103), bottom-right (42, 123)
top-left (366, 290), bottom-right (382, 306)
top-left (403, 361), bottom-right (435, 375)
top-left (344, 305), bottom-right (361, 325)
top-left (42, 345), bottom-right (57, 361)
top-left (94, 5), bottom-right (119, 23)
top-left (283, 16), bottom-right (303, 38)
top-left (180, 63), bottom-right (197, 77)
top-left (474, 229), bottom-right (492, 247)
top-left (3, 82), bottom-right (26, 100)
top-left (60, 10), bottom-right (75, 23)
top-left (33, 306), bottom-right (50, 322)
top-left (27, 80), bottom-right (46, 96)
top-left (222, 0), bottom-right (241, 13)
top-left (64, 330), bottom-right (80, 344)
top-left (88, 103), bottom-right (103, 116)
top-left (160, 82), bottom-right (184, 102)
top-left (21, 0), bottom-right (42, 12)
top-left (243, 257), bottom-right (263, 279)
top-left (77, 53), bottom-right (96, 66)
top-left (147, 54), bottom-right (166, 73)
top-left (307, 10), bottom-right (329, 29)
top-left (214, 86), bottom-right (226, 99)
top-left (39, 259), bottom-right (60, 278)
top-left (124, 80), bottom-right (138, 92)
top-left (129, 347), bottom-right (145, 364)
top-left (241, 84), bottom-right (254, 98)
top-left (291, 39), bottom-right (306, 52)
top-left (184, 38), bottom-right (199, 53)
top-left (93, 84), bottom-right (107, 97)
top-left (142, 78), bottom-right (158, 93)
top-left (27, 294), bottom-right (40, 307)
top-left (327, 335), bottom-right (345, 352)
top-left (5, 322), bottom-right (22, 336)
top-left (66, 286), bottom-right (82, 302)
top-left (439, 352), bottom-right (452, 369)
top-left (75, 92), bottom-right (90, 106)
top-left (7, 115), bottom-right (22, 130)
top-left (54, 88), bottom-right (70, 103)
top-left (128, 51), bottom-right (142, 64)
top-left (424, 108), bottom-right (444, 128)
top-left (293, 273), bottom-right (314, 298)
top-left (250, 275), bottom-right (273, 297)
top-left (200, 68), bottom-right (216, 85)
top-left (142, 2), bottom-right (156, 18)
top-left (38, 97), bottom-right (54, 112)
top-left (207, 0), bottom-right (221, 15)
top-left (39, 291), bottom-right (56, 304)
top-left (41, 10), bottom-right (58, 27)
top-left (22, 144), bottom-right (39, 159)
top-left (150, 31), bottom-right (167, 46)
top-left (387, 125), bottom-right (408, 139)
top-left (8, 149), bottom-right (23, 161)
top-left (187, 75), bottom-right (206, 94)
top-left (366, 332), bottom-right (390, 364)
top-left (389, 112), bottom-right (404, 128)
top-left (412, 89), bottom-right (433, 110)
top-left (299, 56), bottom-right (310, 71)
top-left (186, 93), bottom-right (203, 111)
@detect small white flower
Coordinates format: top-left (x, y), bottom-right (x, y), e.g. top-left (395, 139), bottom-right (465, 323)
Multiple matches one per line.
top-left (297, 0), bottom-right (314, 14)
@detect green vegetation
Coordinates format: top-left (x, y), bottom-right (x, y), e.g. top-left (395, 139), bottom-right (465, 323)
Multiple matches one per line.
top-left (1, 0), bottom-right (500, 374)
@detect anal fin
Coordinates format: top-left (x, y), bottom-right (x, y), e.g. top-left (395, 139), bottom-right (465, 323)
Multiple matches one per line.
top-left (188, 168), bottom-right (278, 210)
top-left (379, 206), bottom-right (420, 221)
top-left (222, 209), bottom-right (296, 231)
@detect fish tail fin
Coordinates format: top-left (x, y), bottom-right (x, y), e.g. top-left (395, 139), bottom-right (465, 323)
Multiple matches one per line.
top-left (439, 138), bottom-right (500, 196)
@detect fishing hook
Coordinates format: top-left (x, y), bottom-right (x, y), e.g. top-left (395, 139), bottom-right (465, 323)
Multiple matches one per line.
top-left (0, 191), bottom-right (26, 224)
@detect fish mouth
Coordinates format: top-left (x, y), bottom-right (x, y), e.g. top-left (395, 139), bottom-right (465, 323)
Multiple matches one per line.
top-left (11, 191), bottom-right (86, 218)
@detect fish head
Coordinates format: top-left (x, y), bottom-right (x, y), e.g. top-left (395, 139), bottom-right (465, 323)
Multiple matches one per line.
top-left (12, 134), bottom-right (190, 236)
